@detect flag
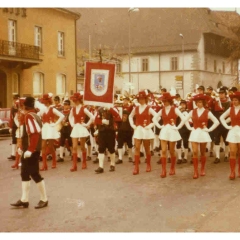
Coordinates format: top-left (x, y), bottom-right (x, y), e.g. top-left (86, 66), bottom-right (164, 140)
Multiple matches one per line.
top-left (83, 62), bottom-right (115, 108)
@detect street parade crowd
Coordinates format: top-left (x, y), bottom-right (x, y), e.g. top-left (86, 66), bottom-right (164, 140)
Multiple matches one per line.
top-left (7, 84), bottom-right (240, 209)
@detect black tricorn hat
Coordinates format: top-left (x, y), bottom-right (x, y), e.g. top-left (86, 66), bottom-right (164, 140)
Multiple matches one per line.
top-left (23, 97), bottom-right (35, 108)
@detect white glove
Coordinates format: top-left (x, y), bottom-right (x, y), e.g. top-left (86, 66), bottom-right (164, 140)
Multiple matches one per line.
top-left (24, 151), bottom-right (32, 159)
top-left (49, 123), bottom-right (56, 127)
top-left (94, 130), bottom-right (98, 136)
top-left (81, 123), bottom-right (87, 127)
top-left (145, 124), bottom-right (152, 130)
top-left (17, 148), bottom-right (23, 156)
top-left (226, 126), bottom-right (233, 130)
top-left (171, 125), bottom-right (179, 130)
top-left (156, 123), bottom-right (163, 129)
top-left (203, 128), bottom-right (210, 132)
top-left (132, 125), bottom-right (137, 130)
top-left (9, 128), bottom-right (12, 134)
top-left (102, 119), bottom-right (109, 125)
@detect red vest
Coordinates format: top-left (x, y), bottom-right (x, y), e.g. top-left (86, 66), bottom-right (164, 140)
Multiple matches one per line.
top-left (162, 106), bottom-right (177, 125)
top-left (42, 107), bottom-right (54, 124)
top-left (230, 107), bottom-right (240, 127)
top-left (73, 106), bottom-right (85, 124)
top-left (192, 108), bottom-right (208, 129)
top-left (135, 105), bottom-right (151, 127)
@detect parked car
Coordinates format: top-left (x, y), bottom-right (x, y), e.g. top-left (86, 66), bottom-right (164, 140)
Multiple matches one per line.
top-left (0, 108), bottom-right (11, 136)
top-left (0, 120), bottom-right (10, 135)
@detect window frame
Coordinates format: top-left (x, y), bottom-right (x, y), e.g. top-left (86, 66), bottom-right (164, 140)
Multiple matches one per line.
top-left (141, 58), bottom-right (149, 72)
top-left (171, 57), bottom-right (178, 71)
top-left (58, 31), bottom-right (65, 57)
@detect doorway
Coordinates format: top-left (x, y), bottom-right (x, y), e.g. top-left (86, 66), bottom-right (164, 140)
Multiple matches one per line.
top-left (0, 71), bottom-right (7, 108)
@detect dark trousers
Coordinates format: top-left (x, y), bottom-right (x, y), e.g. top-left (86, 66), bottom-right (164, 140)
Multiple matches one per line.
top-left (60, 131), bottom-right (72, 147)
top-left (21, 151), bottom-right (43, 183)
top-left (98, 130), bottom-right (116, 154)
top-left (11, 127), bottom-right (17, 144)
top-left (214, 124), bottom-right (229, 146)
top-left (176, 130), bottom-right (190, 149)
top-left (117, 130), bottom-right (133, 149)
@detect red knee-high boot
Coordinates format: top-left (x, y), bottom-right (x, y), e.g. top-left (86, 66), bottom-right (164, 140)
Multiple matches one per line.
top-left (82, 151), bottom-right (87, 169)
top-left (160, 157), bottom-right (166, 178)
top-left (51, 150), bottom-right (57, 169)
top-left (11, 152), bottom-right (20, 169)
top-left (70, 153), bottom-right (77, 172)
top-left (192, 158), bottom-right (198, 179)
top-left (169, 157), bottom-right (176, 175)
top-left (133, 155), bottom-right (139, 175)
top-left (200, 156), bottom-right (206, 176)
top-left (146, 154), bottom-right (151, 172)
top-left (229, 158), bottom-right (236, 180)
top-left (40, 153), bottom-right (48, 171)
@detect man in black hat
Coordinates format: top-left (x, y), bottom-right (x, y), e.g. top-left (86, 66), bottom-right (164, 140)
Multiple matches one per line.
top-left (115, 110), bottom-right (134, 164)
top-left (211, 87), bottom-right (231, 163)
top-left (10, 96), bottom-right (48, 209)
top-left (57, 99), bottom-right (72, 162)
top-left (7, 94), bottom-right (20, 160)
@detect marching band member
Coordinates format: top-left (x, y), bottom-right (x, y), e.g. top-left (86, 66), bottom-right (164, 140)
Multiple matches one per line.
top-left (11, 97), bottom-right (26, 169)
top-left (129, 90), bottom-right (157, 175)
top-left (211, 87), bottom-right (231, 163)
top-left (184, 94), bottom-right (219, 179)
top-left (53, 95), bottom-right (63, 112)
top-left (7, 94), bottom-right (20, 161)
top-left (116, 109), bottom-right (134, 164)
top-left (69, 92), bottom-right (94, 172)
top-left (39, 93), bottom-right (64, 171)
top-left (152, 92), bottom-right (186, 178)
top-left (219, 91), bottom-right (240, 180)
top-left (11, 97), bottom-right (48, 209)
top-left (57, 99), bottom-right (72, 162)
top-left (94, 107), bottom-right (121, 173)
top-left (176, 100), bottom-right (191, 164)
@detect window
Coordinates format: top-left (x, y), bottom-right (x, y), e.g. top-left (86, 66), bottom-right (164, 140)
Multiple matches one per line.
top-left (33, 72), bottom-right (44, 95)
top-left (205, 57), bottom-right (208, 71)
top-left (34, 26), bottom-right (43, 53)
top-left (21, 8), bottom-right (27, 17)
top-left (12, 73), bottom-right (19, 94)
top-left (8, 20), bottom-right (17, 42)
top-left (56, 74), bottom-right (66, 95)
top-left (142, 58), bottom-right (149, 72)
top-left (15, 8), bottom-right (20, 15)
top-left (231, 62), bottom-right (234, 75)
top-left (214, 60), bottom-right (217, 73)
top-left (116, 62), bottom-right (121, 73)
top-left (58, 31), bottom-right (65, 56)
top-left (222, 62), bottom-right (225, 74)
top-left (171, 57), bottom-right (178, 71)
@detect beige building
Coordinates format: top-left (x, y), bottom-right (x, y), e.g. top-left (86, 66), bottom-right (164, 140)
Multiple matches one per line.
top-left (0, 8), bottom-right (80, 107)
top-left (77, 8), bottom-right (239, 97)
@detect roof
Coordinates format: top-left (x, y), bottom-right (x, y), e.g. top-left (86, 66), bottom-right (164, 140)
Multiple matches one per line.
top-left (56, 8), bottom-right (81, 20)
top-left (76, 8), bottom-right (239, 54)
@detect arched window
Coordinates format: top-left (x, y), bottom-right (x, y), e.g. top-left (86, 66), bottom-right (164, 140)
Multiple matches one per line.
top-left (33, 72), bottom-right (44, 95)
top-left (12, 73), bottom-right (19, 94)
top-left (56, 73), bottom-right (66, 95)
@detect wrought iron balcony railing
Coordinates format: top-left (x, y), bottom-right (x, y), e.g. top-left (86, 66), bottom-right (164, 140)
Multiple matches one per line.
top-left (0, 39), bottom-right (40, 60)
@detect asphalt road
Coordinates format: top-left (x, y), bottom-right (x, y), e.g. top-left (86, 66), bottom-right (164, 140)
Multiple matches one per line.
top-left (0, 136), bottom-right (240, 232)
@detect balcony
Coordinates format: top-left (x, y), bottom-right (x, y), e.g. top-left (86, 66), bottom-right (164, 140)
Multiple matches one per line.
top-left (0, 39), bottom-right (42, 69)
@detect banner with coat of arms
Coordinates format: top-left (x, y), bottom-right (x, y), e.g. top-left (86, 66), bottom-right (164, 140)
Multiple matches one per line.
top-left (83, 62), bottom-right (115, 108)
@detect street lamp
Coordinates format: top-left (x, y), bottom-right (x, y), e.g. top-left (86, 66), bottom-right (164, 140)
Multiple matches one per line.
top-left (179, 33), bottom-right (185, 98)
top-left (128, 7), bottom-right (139, 94)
